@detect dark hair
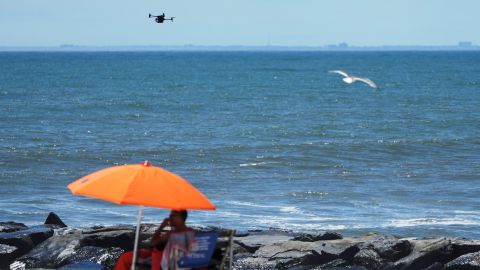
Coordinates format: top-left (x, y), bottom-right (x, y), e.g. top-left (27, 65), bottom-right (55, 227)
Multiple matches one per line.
top-left (172, 210), bottom-right (188, 221)
top-left (179, 210), bottom-right (188, 221)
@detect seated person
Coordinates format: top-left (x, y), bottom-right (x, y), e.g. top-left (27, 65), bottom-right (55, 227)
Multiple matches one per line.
top-left (115, 210), bottom-right (195, 270)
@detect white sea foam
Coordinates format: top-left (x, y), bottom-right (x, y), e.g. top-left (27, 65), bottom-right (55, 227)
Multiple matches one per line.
top-left (382, 217), bottom-right (480, 228)
top-left (226, 200), bottom-right (279, 209)
top-left (279, 206), bottom-right (302, 213)
top-left (239, 162), bottom-right (267, 167)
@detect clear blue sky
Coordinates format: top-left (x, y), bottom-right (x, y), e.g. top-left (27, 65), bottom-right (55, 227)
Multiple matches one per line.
top-left (1, 0), bottom-right (479, 47)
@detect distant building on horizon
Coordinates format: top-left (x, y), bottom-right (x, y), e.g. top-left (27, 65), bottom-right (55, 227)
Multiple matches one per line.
top-left (325, 42), bottom-right (349, 50)
top-left (458, 41), bottom-right (473, 47)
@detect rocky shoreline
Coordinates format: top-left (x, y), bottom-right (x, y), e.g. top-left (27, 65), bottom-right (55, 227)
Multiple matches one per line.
top-left (2, 213), bottom-right (480, 270)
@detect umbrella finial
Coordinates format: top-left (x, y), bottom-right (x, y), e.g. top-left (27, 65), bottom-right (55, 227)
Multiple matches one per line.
top-left (142, 160), bottom-right (151, 166)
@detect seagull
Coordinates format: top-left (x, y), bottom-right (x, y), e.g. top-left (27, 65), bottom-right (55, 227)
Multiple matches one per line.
top-left (329, 70), bottom-right (379, 89)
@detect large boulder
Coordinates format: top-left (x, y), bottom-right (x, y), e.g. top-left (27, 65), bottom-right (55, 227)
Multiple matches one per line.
top-left (293, 231), bottom-right (343, 242)
top-left (234, 230), bottom-right (295, 253)
top-left (311, 238), bottom-right (362, 262)
top-left (392, 237), bottom-right (454, 270)
top-left (0, 224), bottom-right (54, 267)
top-left (233, 256), bottom-right (277, 270)
top-left (249, 237), bottom-right (362, 269)
top-left (0, 222), bottom-right (28, 233)
top-left (79, 225), bottom-right (136, 251)
top-left (14, 234), bottom-right (83, 268)
top-left (358, 232), bottom-right (413, 261)
top-left (254, 241), bottom-right (322, 268)
top-left (353, 248), bottom-right (387, 270)
top-left (451, 238), bottom-right (480, 258)
top-left (44, 212), bottom-right (67, 228)
top-left (64, 246), bottom-right (124, 269)
top-left (0, 243), bottom-right (19, 269)
top-left (444, 251), bottom-right (480, 270)
top-left (14, 225), bottom-right (136, 269)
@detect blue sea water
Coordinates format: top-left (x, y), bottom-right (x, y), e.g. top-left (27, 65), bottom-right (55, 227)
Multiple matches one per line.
top-left (0, 51), bottom-right (479, 238)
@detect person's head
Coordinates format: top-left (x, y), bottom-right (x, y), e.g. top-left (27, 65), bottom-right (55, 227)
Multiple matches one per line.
top-left (169, 210), bottom-right (188, 227)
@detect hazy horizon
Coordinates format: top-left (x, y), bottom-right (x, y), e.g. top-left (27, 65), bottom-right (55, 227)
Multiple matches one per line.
top-left (1, 0), bottom-right (480, 47)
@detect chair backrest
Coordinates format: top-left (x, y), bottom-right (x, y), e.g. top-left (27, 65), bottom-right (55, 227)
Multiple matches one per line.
top-left (177, 231), bottom-right (219, 268)
top-left (209, 229), bottom-right (235, 270)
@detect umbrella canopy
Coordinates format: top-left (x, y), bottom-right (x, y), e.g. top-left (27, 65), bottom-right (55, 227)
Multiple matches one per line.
top-left (68, 161), bottom-right (216, 210)
top-left (68, 161), bottom-right (215, 270)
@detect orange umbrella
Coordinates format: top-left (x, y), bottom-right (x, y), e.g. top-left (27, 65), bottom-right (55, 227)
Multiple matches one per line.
top-left (67, 161), bottom-right (216, 270)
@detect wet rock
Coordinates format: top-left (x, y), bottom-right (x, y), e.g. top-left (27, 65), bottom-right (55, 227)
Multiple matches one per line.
top-left (0, 225), bottom-right (54, 260)
top-left (316, 258), bottom-right (349, 268)
top-left (234, 230), bottom-right (294, 253)
top-left (80, 226), bottom-right (135, 251)
top-left (44, 212), bottom-right (67, 228)
top-left (315, 266), bottom-right (368, 270)
top-left (424, 261), bottom-right (443, 270)
top-left (392, 237), bottom-right (454, 270)
top-left (451, 238), bottom-right (480, 258)
top-left (353, 248), bottom-right (385, 270)
top-left (0, 222), bottom-right (28, 233)
top-left (14, 225), bottom-right (135, 269)
top-left (65, 246), bottom-right (124, 269)
top-left (0, 243), bottom-right (19, 269)
top-left (312, 238), bottom-right (361, 262)
top-left (252, 238), bottom-right (360, 268)
top-left (293, 231), bottom-right (343, 242)
top-left (233, 256), bottom-right (276, 270)
top-left (443, 251), bottom-right (480, 270)
top-left (15, 234), bottom-right (83, 269)
top-left (359, 232), bottom-right (412, 261)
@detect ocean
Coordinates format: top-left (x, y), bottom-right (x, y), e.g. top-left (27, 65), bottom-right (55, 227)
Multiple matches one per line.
top-left (0, 51), bottom-right (479, 238)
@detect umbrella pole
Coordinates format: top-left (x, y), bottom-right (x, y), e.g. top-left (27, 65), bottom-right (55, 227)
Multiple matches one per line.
top-left (131, 206), bottom-right (143, 270)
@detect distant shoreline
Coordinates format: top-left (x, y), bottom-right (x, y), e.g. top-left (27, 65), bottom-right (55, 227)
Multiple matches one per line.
top-left (1, 44), bottom-right (480, 52)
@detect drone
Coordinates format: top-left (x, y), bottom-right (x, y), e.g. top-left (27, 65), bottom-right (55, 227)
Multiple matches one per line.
top-left (149, 13), bottom-right (174, 23)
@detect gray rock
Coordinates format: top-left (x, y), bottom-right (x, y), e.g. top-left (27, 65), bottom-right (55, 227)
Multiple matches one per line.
top-left (444, 251), bottom-right (480, 270)
top-left (312, 238), bottom-right (361, 262)
top-left (15, 234), bottom-right (83, 268)
top-left (44, 212), bottom-right (67, 228)
top-left (80, 227), bottom-right (135, 251)
top-left (359, 232), bottom-right (412, 261)
top-left (254, 240), bottom-right (325, 268)
top-left (0, 243), bottom-right (19, 269)
top-left (393, 237), bottom-right (454, 270)
top-left (235, 230), bottom-right (294, 253)
top-left (15, 225), bottom-right (137, 268)
top-left (233, 256), bottom-right (277, 270)
top-left (316, 258), bottom-right (349, 268)
top-left (353, 248), bottom-right (384, 270)
top-left (451, 238), bottom-right (480, 258)
top-left (0, 222), bottom-right (28, 233)
top-left (66, 246), bottom-right (124, 269)
top-left (0, 224), bottom-right (54, 262)
top-left (252, 238), bottom-right (361, 268)
top-left (424, 261), bottom-right (443, 270)
top-left (293, 232), bottom-right (343, 242)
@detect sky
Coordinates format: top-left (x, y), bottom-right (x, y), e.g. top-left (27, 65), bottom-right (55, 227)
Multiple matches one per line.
top-left (1, 0), bottom-right (480, 47)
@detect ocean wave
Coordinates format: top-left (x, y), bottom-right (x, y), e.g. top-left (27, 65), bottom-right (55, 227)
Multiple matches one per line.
top-left (239, 162), bottom-right (268, 167)
top-left (288, 191), bottom-right (329, 198)
top-left (381, 217), bottom-right (480, 227)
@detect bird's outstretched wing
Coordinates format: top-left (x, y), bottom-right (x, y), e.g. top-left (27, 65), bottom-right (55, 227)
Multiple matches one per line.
top-left (353, 77), bottom-right (378, 89)
top-left (329, 70), bottom-right (350, 78)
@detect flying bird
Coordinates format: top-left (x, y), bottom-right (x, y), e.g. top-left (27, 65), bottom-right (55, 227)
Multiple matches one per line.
top-left (329, 70), bottom-right (379, 89)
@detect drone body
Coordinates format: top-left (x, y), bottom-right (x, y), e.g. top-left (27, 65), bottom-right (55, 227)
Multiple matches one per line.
top-left (149, 13), bottom-right (174, 23)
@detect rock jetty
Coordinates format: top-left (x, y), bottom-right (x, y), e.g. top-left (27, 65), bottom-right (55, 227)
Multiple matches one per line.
top-left (2, 213), bottom-right (480, 269)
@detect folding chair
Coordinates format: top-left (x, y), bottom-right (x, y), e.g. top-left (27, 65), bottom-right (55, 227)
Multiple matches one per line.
top-left (175, 231), bottom-right (219, 269)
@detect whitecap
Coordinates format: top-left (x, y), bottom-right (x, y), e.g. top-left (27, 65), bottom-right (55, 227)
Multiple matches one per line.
top-left (239, 162), bottom-right (267, 167)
